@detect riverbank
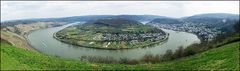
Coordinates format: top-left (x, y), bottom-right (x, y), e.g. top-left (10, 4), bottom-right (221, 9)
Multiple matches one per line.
top-left (27, 24), bottom-right (200, 60)
top-left (0, 30), bottom-right (35, 51)
top-left (53, 32), bottom-right (169, 50)
top-left (0, 22), bottom-right (67, 51)
top-left (53, 30), bottom-right (169, 50)
top-left (1, 38), bottom-right (239, 70)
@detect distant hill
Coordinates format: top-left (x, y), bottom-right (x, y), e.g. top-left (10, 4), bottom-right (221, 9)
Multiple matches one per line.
top-left (183, 13), bottom-right (239, 32)
top-left (111, 15), bottom-right (169, 22)
top-left (182, 13), bottom-right (239, 25)
top-left (1, 15), bottom-right (165, 28)
top-left (82, 19), bottom-right (143, 28)
top-left (53, 15), bottom-right (168, 22)
top-left (147, 18), bottom-right (183, 25)
top-left (147, 13), bottom-right (239, 25)
top-left (78, 18), bottom-right (163, 34)
top-left (146, 13), bottom-right (239, 32)
top-left (2, 13), bottom-right (239, 32)
top-left (54, 15), bottom-right (115, 22)
top-left (183, 13), bottom-right (239, 20)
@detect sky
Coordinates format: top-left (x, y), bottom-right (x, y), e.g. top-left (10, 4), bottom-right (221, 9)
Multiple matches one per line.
top-left (1, 1), bottom-right (239, 21)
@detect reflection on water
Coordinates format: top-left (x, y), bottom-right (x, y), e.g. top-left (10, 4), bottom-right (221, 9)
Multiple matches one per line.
top-left (27, 23), bottom-right (200, 60)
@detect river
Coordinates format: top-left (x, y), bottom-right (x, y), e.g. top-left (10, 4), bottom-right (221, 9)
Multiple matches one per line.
top-left (27, 22), bottom-right (200, 60)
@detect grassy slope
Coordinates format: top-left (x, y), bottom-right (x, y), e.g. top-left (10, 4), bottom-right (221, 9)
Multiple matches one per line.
top-left (0, 30), bottom-right (33, 50)
top-left (1, 41), bottom-right (239, 70)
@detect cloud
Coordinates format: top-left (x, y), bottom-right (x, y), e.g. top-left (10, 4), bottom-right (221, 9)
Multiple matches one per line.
top-left (1, 1), bottom-right (239, 21)
top-left (182, 1), bottom-right (239, 16)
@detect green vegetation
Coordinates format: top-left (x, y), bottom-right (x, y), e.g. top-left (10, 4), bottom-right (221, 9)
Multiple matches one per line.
top-left (76, 33), bottom-right (239, 65)
top-left (1, 19), bottom-right (239, 70)
top-left (55, 19), bottom-right (168, 49)
top-left (234, 21), bottom-right (239, 33)
top-left (1, 38), bottom-right (239, 70)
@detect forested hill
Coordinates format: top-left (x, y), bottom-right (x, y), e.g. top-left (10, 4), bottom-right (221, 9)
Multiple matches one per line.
top-left (182, 13), bottom-right (239, 32)
top-left (148, 13), bottom-right (239, 25)
top-left (147, 18), bottom-right (183, 24)
top-left (147, 13), bottom-right (239, 32)
top-left (83, 19), bottom-right (143, 27)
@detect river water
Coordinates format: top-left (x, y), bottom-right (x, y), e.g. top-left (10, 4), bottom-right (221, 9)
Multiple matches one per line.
top-left (27, 22), bottom-right (200, 60)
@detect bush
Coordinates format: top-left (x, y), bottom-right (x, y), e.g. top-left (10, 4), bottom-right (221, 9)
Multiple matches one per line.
top-left (119, 58), bottom-right (139, 65)
top-left (234, 21), bottom-right (240, 33)
top-left (173, 46), bottom-right (184, 59)
top-left (140, 54), bottom-right (162, 63)
top-left (80, 56), bottom-right (118, 64)
top-left (80, 56), bottom-right (140, 65)
top-left (161, 50), bottom-right (174, 61)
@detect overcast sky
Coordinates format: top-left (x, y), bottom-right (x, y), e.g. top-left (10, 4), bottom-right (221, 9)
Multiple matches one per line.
top-left (1, 1), bottom-right (239, 21)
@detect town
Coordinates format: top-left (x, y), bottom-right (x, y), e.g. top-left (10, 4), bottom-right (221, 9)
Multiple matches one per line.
top-left (99, 32), bottom-right (168, 41)
top-left (152, 22), bottom-right (223, 41)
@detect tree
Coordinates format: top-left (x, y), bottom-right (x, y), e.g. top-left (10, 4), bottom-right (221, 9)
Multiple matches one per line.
top-left (173, 46), bottom-right (184, 59)
top-left (161, 50), bottom-right (174, 61)
top-left (234, 21), bottom-right (240, 33)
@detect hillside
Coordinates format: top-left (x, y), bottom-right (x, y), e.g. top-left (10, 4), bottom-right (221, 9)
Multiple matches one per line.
top-left (82, 19), bottom-right (143, 28)
top-left (55, 19), bottom-right (168, 49)
top-left (147, 18), bottom-right (183, 25)
top-left (111, 15), bottom-right (169, 22)
top-left (146, 13), bottom-right (239, 32)
top-left (183, 13), bottom-right (239, 20)
top-left (0, 22), bottom-right (66, 51)
top-left (182, 13), bottom-right (239, 32)
top-left (1, 39), bottom-right (239, 70)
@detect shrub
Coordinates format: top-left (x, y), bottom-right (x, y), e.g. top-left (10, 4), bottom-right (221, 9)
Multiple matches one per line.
top-left (161, 50), bottom-right (174, 61)
top-left (173, 46), bottom-right (184, 59)
top-left (80, 56), bottom-right (118, 64)
top-left (119, 58), bottom-right (139, 65)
